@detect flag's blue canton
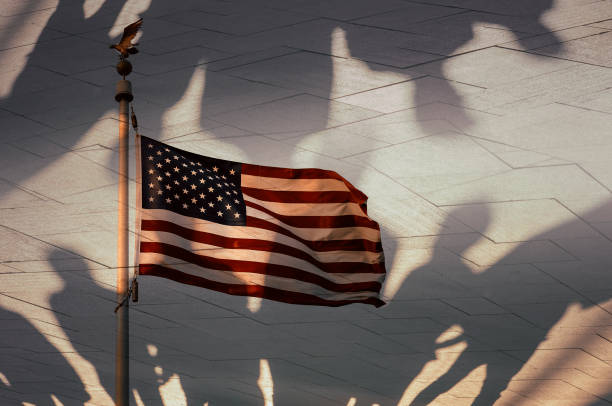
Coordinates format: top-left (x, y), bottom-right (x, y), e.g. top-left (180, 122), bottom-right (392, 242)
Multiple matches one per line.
top-left (140, 136), bottom-right (246, 226)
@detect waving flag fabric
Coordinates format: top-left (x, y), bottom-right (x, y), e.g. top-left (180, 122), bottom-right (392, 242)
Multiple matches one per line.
top-left (136, 135), bottom-right (386, 307)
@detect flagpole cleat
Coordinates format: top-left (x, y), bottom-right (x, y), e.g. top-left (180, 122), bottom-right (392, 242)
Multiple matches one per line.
top-left (115, 79), bottom-right (133, 102)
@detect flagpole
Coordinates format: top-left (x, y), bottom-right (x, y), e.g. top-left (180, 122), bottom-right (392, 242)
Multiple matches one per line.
top-left (115, 58), bottom-right (133, 406)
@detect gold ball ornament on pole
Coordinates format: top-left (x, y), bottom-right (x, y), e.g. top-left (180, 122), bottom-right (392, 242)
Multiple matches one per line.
top-left (116, 59), bottom-right (132, 78)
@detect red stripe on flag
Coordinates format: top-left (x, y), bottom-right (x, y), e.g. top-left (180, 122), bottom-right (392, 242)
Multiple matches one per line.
top-left (245, 200), bottom-right (380, 229)
top-left (245, 216), bottom-right (383, 252)
top-left (140, 242), bottom-right (382, 293)
top-left (140, 264), bottom-right (386, 307)
top-left (141, 220), bottom-right (386, 274)
top-left (242, 164), bottom-right (348, 180)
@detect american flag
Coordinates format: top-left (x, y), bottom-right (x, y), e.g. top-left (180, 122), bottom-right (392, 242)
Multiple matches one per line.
top-left (136, 135), bottom-right (386, 307)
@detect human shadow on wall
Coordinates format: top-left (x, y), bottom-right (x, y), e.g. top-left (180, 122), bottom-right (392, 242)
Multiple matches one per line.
top-left (0, 303), bottom-right (90, 405)
top-left (0, 0), bottom-right (562, 207)
top-left (0, 0), bottom-right (126, 135)
top-left (387, 204), bottom-right (612, 405)
top-left (133, 199), bottom-right (612, 406)
top-left (36, 206), bottom-right (612, 405)
top-left (345, 0), bottom-right (563, 135)
top-left (34, 188), bottom-right (612, 405)
top-left (133, 0), bottom-right (563, 147)
top-left (0, 0), bottom-right (583, 404)
top-left (43, 256), bottom-right (117, 405)
top-left (46, 251), bottom-right (281, 406)
top-left (0, 0), bottom-right (127, 206)
top-left (46, 254), bottom-right (190, 406)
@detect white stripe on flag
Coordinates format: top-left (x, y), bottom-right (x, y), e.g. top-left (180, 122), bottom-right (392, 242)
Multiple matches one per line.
top-left (241, 175), bottom-right (350, 192)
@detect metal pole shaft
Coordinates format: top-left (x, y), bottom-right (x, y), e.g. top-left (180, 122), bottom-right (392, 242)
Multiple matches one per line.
top-left (115, 79), bottom-right (132, 406)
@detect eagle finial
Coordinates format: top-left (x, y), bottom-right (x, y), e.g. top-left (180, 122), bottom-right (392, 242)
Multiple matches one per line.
top-left (109, 18), bottom-right (143, 59)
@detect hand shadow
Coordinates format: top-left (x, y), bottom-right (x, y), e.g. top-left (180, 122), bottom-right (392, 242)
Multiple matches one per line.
top-left (344, 0), bottom-right (563, 135)
top-left (0, 0), bottom-right (128, 206)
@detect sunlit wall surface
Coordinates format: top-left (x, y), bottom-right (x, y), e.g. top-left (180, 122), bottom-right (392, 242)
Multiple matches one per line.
top-left (1, 0), bottom-right (611, 405)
